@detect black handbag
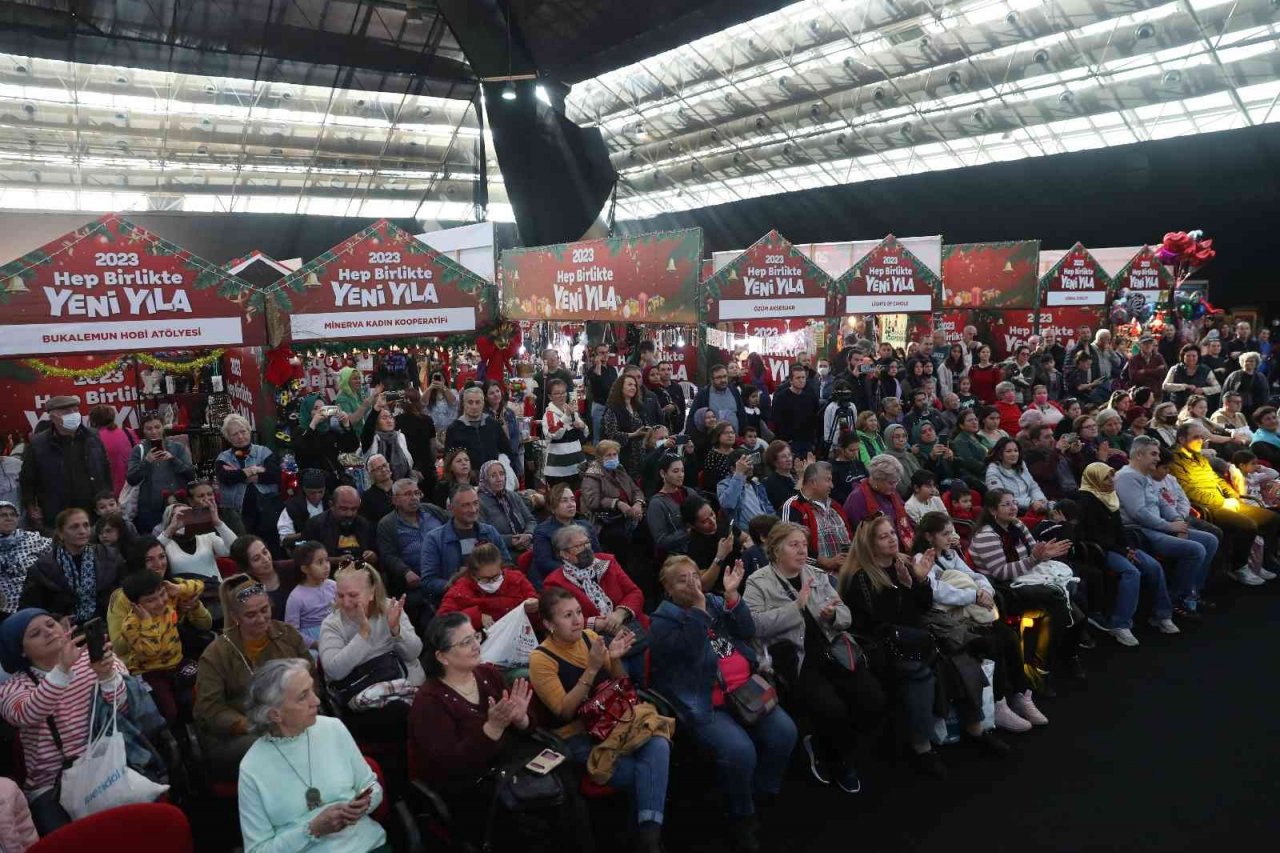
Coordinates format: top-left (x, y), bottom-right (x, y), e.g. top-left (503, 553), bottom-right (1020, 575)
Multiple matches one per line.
top-left (884, 624), bottom-right (937, 663)
top-left (825, 632), bottom-right (864, 673)
top-left (327, 652), bottom-right (407, 708)
top-left (725, 674), bottom-right (778, 727)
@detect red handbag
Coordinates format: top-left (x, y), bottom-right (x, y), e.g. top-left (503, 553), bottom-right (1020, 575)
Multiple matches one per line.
top-left (577, 677), bottom-right (639, 741)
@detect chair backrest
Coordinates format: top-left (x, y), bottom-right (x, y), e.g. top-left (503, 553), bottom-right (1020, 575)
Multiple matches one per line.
top-left (29, 803), bottom-right (193, 853)
top-left (215, 556), bottom-right (241, 579)
top-left (516, 548), bottom-right (534, 575)
top-left (363, 756), bottom-right (390, 823)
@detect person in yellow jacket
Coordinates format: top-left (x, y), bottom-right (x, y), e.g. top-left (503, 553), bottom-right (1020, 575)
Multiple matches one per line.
top-left (120, 572), bottom-right (204, 723)
top-left (1169, 421), bottom-right (1280, 584)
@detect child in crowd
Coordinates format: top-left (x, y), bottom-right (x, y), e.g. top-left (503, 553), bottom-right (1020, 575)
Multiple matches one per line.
top-left (120, 571), bottom-right (203, 723)
top-left (285, 540), bottom-right (338, 651)
top-left (905, 469), bottom-right (947, 524)
top-left (94, 491), bottom-right (137, 535)
top-left (829, 430), bottom-right (867, 505)
top-left (738, 424), bottom-right (769, 454)
top-left (944, 481), bottom-right (978, 523)
top-left (742, 514), bottom-right (779, 578)
top-left (1230, 450), bottom-right (1280, 507)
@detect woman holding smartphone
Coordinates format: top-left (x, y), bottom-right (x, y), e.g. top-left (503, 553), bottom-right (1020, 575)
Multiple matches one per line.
top-left (126, 412), bottom-right (195, 536)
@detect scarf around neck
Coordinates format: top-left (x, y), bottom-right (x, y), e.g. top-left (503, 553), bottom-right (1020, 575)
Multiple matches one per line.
top-left (858, 479), bottom-right (913, 551)
top-left (561, 557), bottom-right (613, 616)
top-left (56, 544), bottom-right (97, 623)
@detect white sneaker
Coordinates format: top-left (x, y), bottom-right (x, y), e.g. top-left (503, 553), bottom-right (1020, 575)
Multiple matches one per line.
top-left (994, 698), bottom-right (1032, 733)
top-left (1111, 627), bottom-right (1140, 647)
top-left (1233, 568), bottom-right (1266, 586)
top-left (1008, 690), bottom-right (1049, 726)
top-left (1150, 618), bottom-right (1181, 635)
top-left (1256, 567), bottom-right (1277, 581)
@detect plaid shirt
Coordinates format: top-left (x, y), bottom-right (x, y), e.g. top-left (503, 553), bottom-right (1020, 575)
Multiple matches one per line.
top-left (782, 494), bottom-right (851, 560)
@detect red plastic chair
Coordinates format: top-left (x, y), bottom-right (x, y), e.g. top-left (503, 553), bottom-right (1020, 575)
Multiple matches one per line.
top-left (29, 803), bottom-right (193, 853)
top-left (364, 756), bottom-right (390, 823)
top-left (516, 549), bottom-right (534, 575)
top-left (215, 556), bottom-right (241, 579)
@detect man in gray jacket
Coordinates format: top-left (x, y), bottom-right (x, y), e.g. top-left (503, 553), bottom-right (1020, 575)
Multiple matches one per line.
top-left (1114, 436), bottom-right (1217, 617)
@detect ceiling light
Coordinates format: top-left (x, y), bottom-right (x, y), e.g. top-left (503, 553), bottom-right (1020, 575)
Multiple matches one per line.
top-left (1163, 70), bottom-right (1182, 85)
top-left (114, 73), bottom-right (129, 86)
top-left (1034, 49), bottom-right (1051, 65)
top-left (195, 144), bottom-right (208, 155)
top-left (1136, 23), bottom-right (1156, 39)
top-left (1059, 90), bottom-right (1074, 103)
top-left (14, 61), bottom-right (29, 75)
top-left (501, 81), bottom-right (516, 101)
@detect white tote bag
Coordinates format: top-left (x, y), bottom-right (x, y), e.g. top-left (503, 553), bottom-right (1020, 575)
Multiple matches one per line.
top-left (57, 686), bottom-right (169, 820)
top-left (479, 606), bottom-right (538, 669)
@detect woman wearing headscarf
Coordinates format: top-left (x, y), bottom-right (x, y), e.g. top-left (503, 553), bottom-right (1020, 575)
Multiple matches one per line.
top-left (0, 501), bottom-right (51, 618)
top-left (334, 366), bottom-right (376, 433)
top-left (293, 393), bottom-right (360, 492)
top-left (882, 424), bottom-right (921, 500)
top-left (360, 394), bottom-right (414, 482)
top-left (477, 459), bottom-right (536, 554)
top-left (911, 421), bottom-right (954, 484)
top-left (1076, 462), bottom-right (1178, 646)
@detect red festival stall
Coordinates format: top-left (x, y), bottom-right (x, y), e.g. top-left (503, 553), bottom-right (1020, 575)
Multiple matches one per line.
top-left (0, 214), bottom-right (267, 469)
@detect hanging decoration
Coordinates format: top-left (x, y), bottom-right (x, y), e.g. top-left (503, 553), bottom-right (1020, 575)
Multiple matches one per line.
top-left (476, 321), bottom-right (523, 381)
top-left (135, 350), bottom-right (226, 372)
top-left (21, 355), bottom-right (126, 380)
top-left (1156, 229), bottom-right (1217, 287)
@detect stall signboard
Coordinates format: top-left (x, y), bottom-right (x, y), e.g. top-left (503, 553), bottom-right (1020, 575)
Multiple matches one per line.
top-left (1040, 243), bottom-right (1110, 307)
top-left (0, 214), bottom-right (264, 358)
top-left (836, 235), bottom-right (941, 315)
top-left (276, 220), bottom-right (495, 343)
top-left (704, 231), bottom-right (834, 322)
top-left (1112, 246), bottom-right (1172, 305)
top-left (0, 357), bottom-right (140, 434)
top-left (940, 240), bottom-right (1040, 309)
top-left (221, 348), bottom-right (264, 431)
top-left (500, 229), bottom-right (702, 323)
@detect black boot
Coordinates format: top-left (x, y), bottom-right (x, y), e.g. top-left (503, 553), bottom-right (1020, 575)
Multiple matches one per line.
top-left (635, 821), bottom-right (663, 853)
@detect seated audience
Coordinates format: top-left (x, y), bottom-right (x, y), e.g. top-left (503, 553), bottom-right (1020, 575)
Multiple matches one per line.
top-left (21, 507), bottom-right (118, 621)
top-left (430, 448), bottom-right (474, 510)
top-left (881, 424), bottom-right (922, 499)
top-left (376, 478), bottom-right (448, 623)
top-left (581, 440), bottom-right (648, 559)
top-left (781, 462), bottom-right (852, 573)
top-left (0, 608), bottom-right (131, 834)
top-left (109, 536), bottom-right (212, 669)
top-left (478, 460), bottom-right (537, 554)
top-left (284, 540), bottom-right (337, 650)
top-left (828, 430), bottom-right (867, 505)
top-left (532, 484), bottom-right (599, 588)
top-left (0, 501), bottom-right (51, 618)
top-left (194, 573), bottom-right (310, 779)
top-left (843, 454), bottom-right (914, 550)
top-left (303, 485), bottom-right (379, 565)
top-left (238, 659), bottom-right (386, 852)
top-left (118, 569), bottom-right (202, 722)
top-left (159, 481), bottom-right (238, 583)
top-left (984, 437), bottom-right (1049, 517)
top-left (1250, 405), bottom-right (1280, 467)
top-left (278, 469), bottom-right (329, 551)
top-left (717, 451), bottom-right (776, 532)
top-left (359, 454), bottom-right (396, 526)
top-left (439, 542), bottom-right (539, 631)
top-left (650, 555), bottom-right (796, 851)
top-left (230, 534), bottom-right (289, 620)
top-left (904, 469), bottom-right (947, 524)
top-left (744, 522), bottom-right (883, 793)
top-left (529, 587), bottom-right (672, 852)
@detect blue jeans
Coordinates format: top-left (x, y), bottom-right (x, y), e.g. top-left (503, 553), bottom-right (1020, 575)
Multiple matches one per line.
top-left (591, 402), bottom-right (607, 444)
top-left (1103, 549), bottom-right (1173, 629)
top-left (1140, 528), bottom-right (1217, 606)
top-left (567, 734), bottom-right (670, 825)
top-left (691, 706), bottom-right (797, 818)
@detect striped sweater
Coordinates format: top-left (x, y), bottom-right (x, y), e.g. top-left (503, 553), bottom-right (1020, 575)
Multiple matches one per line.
top-left (0, 656), bottom-right (129, 794)
top-left (968, 520), bottom-right (1042, 582)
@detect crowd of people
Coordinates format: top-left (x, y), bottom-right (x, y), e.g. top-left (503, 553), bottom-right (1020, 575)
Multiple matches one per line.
top-left (0, 314), bottom-right (1277, 852)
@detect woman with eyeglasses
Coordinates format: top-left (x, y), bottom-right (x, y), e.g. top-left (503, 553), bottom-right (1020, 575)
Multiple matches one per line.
top-left (194, 572), bottom-right (310, 781)
top-left (411, 611), bottom-right (593, 852)
top-left (531, 484), bottom-right (601, 589)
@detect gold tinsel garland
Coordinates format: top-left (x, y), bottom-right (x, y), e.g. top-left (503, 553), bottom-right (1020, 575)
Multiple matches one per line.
top-left (22, 349), bottom-right (226, 379)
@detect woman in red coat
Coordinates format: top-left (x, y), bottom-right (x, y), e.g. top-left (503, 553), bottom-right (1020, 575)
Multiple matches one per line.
top-left (437, 542), bottom-right (540, 630)
top-left (541, 524), bottom-right (648, 679)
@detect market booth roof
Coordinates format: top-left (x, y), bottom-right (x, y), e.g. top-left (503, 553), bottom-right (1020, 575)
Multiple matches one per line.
top-left (1039, 242), bottom-right (1112, 307)
top-left (0, 213), bottom-right (266, 358)
top-left (272, 219), bottom-right (497, 343)
top-left (703, 230), bottom-right (834, 323)
top-left (835, 234), bottom-right (941, 316)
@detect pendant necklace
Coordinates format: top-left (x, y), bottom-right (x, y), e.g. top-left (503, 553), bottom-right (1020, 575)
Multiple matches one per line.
top-left (270, 729), bottom-right (322, 810)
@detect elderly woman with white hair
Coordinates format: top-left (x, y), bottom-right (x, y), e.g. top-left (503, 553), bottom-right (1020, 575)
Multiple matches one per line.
top-left (842, 453), bottom-right (916, 550)
top-left (238, 658), bottom-right (388, 852)
top-left (360, 454), bottom-right (396, 525)
top-left (1223, 352), bottom-right (1271, 423)
top-left (216, 413), bottom-right (283, 550)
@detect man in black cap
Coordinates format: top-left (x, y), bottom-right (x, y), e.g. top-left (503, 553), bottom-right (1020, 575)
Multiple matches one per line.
top-left (276, 468), bottom-right (330, 552)
top-left (1123, 333), bottom-right (1167, 398)
top-left (19, 394), bottom-right (111, 532)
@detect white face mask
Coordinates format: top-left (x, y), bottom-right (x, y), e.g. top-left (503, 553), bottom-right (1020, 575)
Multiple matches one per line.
top-left (476, 575), bottom-right (504, 594)
top-left (59, 412), bottom-right (82, 431)
top-left (817, 366), bottom-right (830, 377)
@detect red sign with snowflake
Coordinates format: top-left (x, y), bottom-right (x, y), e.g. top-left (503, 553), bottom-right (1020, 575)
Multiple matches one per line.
top-left (836, 235), bottom-right (941, 315)
top-left (704, 231), bottom-right (833, 322)
top-left (500, 229), bottom-right (702, 324)
top-left (276, 220), bottom-right (496, 343)
top-left (941, 240), bottom-right (1040, 309)
top-left (0, 214), bottom-right (264, 358)
top-left (1041, 243), bottom-right (1110, 306)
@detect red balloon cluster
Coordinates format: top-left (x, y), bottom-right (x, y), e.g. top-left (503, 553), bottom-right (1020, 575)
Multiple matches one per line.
top-left (1156, 230), bottom-right (1215, 266)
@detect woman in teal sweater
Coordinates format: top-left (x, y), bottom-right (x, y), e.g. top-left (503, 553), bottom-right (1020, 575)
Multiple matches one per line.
top-left (948, 408), bottom-right (989, 493)
top-left (238, 659), bottom-right (388, 852)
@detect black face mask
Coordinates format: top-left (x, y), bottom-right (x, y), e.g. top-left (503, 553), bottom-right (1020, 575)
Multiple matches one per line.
top-left (573, 550), bottom-right (595, 569)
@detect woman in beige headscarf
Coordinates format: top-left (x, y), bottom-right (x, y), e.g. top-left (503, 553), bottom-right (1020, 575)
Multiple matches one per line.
top-left (1075, 462), bottom-right (1178, 647)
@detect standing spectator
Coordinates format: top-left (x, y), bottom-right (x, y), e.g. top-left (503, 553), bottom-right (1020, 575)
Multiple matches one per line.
top-left (483, 380), bottom-right (524, 485)
top-left (88, 405), bottom-right (135, 495)
top-left (293, 393), bottom-right (360, 493)
top-left (1124, 334), bottom-right (1167, 397)
top-left (216, 414), bottom-right (282, 549)
top-left (533, 348), bottom-right (575, 417)
top-left (1163, 344), bottom-right (1221, 410)
top-left (396, 386), bottom-right (438, 497)
top-left (1223, 320), bottom-right (1259, 369)
top-left (0, 502), bottom-right (51, 618)
top-left (19, 395), bottom-right (111, 532)
top-left (1040, 329), bottom-right (1066, 372)
top-left (1222, 352), bottom-right (1270, 422)
top-left (967, 346), bottom-right (1002, 404)
top-left (586, 342), bottom-right (619, 442)
top-left (127, 412), bottom-right (195, 536)
top-left (602, 373), bottom-right (653, 481)
top-left (771, 365), bottom-right (821, 456)
top-left (360, 398), bottom-right (414, 482)
top-left (685, 364), bottom-right (747, 434)
top-left (645, 362), bottom-right (687, 436)
top-left (936, 344), bottom-right (969, 395)
top-left (21, 508), bottom-right (118, 621)
top-left (424, 369), bottom-right (459, 448)
top-left (542, 378), bottom-right (588, 488)
top-left (446, 387), bottom-right (515, 471)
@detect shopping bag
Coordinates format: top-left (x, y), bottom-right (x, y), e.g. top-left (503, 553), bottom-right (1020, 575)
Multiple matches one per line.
top-left (932, 658), bottom-right (996, 745)
top-left (480, 607), bottom-right (538, 669)
top-left (117, 482), bottom-right (139, 521)
top-left (58, 687), bottom-right (168, 819)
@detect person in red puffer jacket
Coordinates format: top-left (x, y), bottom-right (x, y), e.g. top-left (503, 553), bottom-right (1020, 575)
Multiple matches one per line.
top-left (994, 382), bottom-right (1024, 436)
top-left (437, 543), bottom-right (540, 631)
